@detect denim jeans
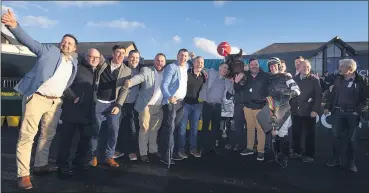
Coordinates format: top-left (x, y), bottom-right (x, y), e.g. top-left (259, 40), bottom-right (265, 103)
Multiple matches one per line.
top-left (332, 110), bottom-right (359, 163)
top-left (90, 101), bottom-right (121, 159)
top-left (159, 101), bottom-right (184, 162)
top-left (178, 103), bottom-right (203, 152)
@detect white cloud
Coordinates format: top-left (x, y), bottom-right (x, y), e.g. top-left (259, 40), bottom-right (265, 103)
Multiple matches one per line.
top-left (55, 1), bottom-right (118, 7)
top-left (193, 37), bottom-right (223, 58)
top-left (21, 16), bottom-right (58, 28)
top-left (193, 37), bottom-right (245, 58)
top-left (5, 1), bottom-right (49, 12)
top-left (2, 5), bottom-right (15, 13)
top-left (224, 17), bottom-right (237, 26)
top-left (86, 19), bottom-right (145, 30)
top-left (172, 35), bottom-right (181, 43)
top-left (214, 1), bottom-right (227, 7)
top-left (230, 46), bottom-right (246, 55)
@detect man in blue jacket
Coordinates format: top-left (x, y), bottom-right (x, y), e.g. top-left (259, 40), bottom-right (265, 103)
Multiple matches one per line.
top-left (159, 48), bottom-right (190, 165)
top-left (2, 9), bottom-right (78, 190)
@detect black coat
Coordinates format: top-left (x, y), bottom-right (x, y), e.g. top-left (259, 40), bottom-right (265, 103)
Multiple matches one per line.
top-left (290, 74), bottom-right (322, 117)
top-left (61, 59), bottom-right (97, 124)
top-left (325, 72), bottom-right (369, 114)
top-left (234, 69), bottom-right (268, 109)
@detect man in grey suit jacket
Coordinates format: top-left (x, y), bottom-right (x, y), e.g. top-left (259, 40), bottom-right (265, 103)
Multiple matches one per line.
top-left (2, 9), bottom-right (78, 190)
top-left (117, 53), bottom-right (167, 162)
top-left (89, 45), bottom-right (132, 168)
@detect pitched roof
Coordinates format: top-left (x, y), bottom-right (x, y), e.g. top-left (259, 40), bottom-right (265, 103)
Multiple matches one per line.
top-left (44, 41), bottom-right (138, 56)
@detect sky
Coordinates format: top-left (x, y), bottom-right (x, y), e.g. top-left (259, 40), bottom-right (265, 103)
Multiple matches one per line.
top-left (1, 1), bottom-right (368, 59)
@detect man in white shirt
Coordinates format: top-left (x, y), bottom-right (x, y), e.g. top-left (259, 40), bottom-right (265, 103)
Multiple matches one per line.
top-left (159, 49), bottom-right (189, 165)
top-left (2, 9), bottom-right (78, 190)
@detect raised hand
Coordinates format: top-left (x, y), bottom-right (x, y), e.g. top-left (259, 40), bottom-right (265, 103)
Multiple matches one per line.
top-left (1, 9), bottom-right (17, 28)
top-left (234, 73), bottom-right (244, 83)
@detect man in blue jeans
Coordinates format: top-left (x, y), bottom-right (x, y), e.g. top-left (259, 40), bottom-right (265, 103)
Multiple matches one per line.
top-left (175, 56), bottom-right (206, 160)
top-left (89, 45), bottom-right (132, 168)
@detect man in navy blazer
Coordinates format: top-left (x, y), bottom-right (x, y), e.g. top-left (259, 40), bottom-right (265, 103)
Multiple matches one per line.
top-left (159, 48), bottom-right (190, 165)
top-left (2, 9), bottom-right (78, 190)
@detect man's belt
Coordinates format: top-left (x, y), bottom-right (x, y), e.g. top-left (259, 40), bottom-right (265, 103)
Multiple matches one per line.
top-left (34, 92), bottom-right (60, 99)
top-left (335, 107), bottom-right (355, 112)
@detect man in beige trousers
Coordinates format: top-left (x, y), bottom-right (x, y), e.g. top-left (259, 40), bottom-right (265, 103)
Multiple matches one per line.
top-left (117, 53), bottom-right (167, 162)
top-left (2, 9), bottom-right (79, 190)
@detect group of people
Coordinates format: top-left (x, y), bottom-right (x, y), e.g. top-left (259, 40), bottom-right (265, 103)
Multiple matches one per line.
top-left (2, 9), bottom-right (368, 191)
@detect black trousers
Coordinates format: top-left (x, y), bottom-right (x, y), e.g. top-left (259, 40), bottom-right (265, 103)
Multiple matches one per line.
top-left (117, 103), bottom-right (139, 154)
top-left (230, 104), bottom-right (246, 148)
top-left (199, 102), bottom-right (222, 152)
top-left (159, 101), bottom-right (184, 161)
top-left (292, 116), bottom-right (316, 158)
top-left (57, 122), bottom-right (92, 169)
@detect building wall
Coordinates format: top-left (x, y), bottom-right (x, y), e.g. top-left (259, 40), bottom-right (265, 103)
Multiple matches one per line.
top-left (125, 44), bottom-right (136, 57)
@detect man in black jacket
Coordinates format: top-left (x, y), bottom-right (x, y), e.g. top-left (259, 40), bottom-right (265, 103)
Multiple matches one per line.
top-left (289, 60), bottom-right (322, 163)
top-left (234, 58), bottom-right (269, 161)
top-left (57, 48), bottom-right (101, 176)
top-left (324, 59), bottom-right (369, 172)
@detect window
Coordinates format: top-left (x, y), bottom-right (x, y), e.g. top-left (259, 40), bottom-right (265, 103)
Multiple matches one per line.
top-left (310, 51), bottom-right (323, 75)
top-left (326, 43), bottom-right (342, 57)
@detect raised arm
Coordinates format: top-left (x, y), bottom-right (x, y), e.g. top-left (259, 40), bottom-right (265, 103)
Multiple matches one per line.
top-left (2, 9), bottom-right (48, 56)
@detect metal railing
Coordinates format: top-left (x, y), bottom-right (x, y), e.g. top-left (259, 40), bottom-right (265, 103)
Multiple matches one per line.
top-left (1, 78), bottom-right (20, 88)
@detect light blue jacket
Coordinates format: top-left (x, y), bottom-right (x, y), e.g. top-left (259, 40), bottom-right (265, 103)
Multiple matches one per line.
top-left (8, 25), bottom-right (78, 97)
top-left (160, 62), bottom-right (189, 105)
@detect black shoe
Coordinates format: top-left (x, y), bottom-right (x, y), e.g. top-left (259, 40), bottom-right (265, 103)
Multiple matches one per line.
top-left (257, 152), bottom-right (264, 161)
top-left (160, 159), bottom-right (175, 165)
top-left (326, 158), bottom-right (342, 167)
top-left (141, 155), bottom-right (150, 163)
top-left (240, 148), bottom-right (254, 156)
top-left (301, 156), bottom-right (314, 163)
top-left (290, 153), bottom-right (302, 159)
top-left (58, 167), bottom-right (75, 179)
top-left (348, 163), bottom-right (358, 172)
top-left (172, 154), bottom-right (184, 161)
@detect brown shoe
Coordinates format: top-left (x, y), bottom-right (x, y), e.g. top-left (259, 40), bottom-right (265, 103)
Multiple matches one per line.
top-left (18, 176), bottom-right (33, 190)
top-left (89, 156), bottom-right (98, 167)
top-left (33, 164), bottom-right (58, 174)
top-left (105, 158), bottom-right (119, 167)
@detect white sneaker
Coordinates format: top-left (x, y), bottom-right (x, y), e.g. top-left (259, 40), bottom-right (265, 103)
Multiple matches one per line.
top-left (113, 151), bottom-right (124, 159)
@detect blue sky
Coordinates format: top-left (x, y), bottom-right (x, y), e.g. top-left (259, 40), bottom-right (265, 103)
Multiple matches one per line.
top-left (2, 1), bottom-right (368, 59)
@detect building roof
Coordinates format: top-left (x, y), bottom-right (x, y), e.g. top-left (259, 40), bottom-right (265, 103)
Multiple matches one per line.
top-left (252, 37), bottom-right (368, 55)
top-left (44, 41), bottom-right (138, 56)
top-left (144, 59), bottom-right (176, 65)
top-left (1, 32), bottom-right (21, 45)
